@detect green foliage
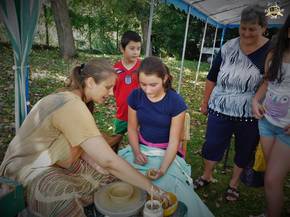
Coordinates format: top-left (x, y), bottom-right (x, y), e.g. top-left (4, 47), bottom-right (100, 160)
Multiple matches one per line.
top-left (68, 0), bottom-right (141, 53)
top-left (152, 4), bottom-right (186, 57)
top-left (42, 4), bottom-right (54, 25)
top-left (148, 4), bottom-right (215, 60)
top-left (93, 36), bottom-right (116, 54)
top-left (34, 0), bottom-right (237, 59)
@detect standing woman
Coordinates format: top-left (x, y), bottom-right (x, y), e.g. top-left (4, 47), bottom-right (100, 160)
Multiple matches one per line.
top-left (0, 59), bottom-right (169, 217)
top-left (194, 4), bottom-right (271, 201)
top-left (253, 15), bottom-right (290, 217)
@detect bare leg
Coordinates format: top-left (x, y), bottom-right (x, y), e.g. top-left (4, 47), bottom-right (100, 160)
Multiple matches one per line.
top-left (229, 164), bottom-right (243, 189)
top-left (101, 132), bottom-right (123, 152)
top-left (265, 139), bottom-right (290, 217)
top-left (225, 164), bottom-right (243, 201)
top-left (202, 159), bottom-right (217, 181)
top-left (260, 137), bottom-right (275, 162)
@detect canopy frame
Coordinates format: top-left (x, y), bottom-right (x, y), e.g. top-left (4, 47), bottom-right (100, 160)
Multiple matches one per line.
top-left (0, 0), bottom-right (41, 130)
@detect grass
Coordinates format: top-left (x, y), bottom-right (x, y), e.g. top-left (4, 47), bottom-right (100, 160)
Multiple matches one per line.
top-left (0, 45), bottom-right (290, 217)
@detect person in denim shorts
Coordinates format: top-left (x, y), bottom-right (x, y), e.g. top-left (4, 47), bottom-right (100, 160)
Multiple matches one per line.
top-left (252, 14), bottom-right (290, 217)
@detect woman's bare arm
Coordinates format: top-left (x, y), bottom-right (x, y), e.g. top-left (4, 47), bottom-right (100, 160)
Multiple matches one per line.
top-left (80, 136), bottom-right (152, 192)
top-left (200, 80), bottom-right (215, 115)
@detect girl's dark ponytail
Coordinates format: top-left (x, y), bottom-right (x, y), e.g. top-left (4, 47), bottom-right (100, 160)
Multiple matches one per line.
top-left (164, 65), bottom-right (173, 90)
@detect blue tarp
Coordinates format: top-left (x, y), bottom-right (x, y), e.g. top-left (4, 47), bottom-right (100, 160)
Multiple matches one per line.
top-left (164, 0), bottom-right (289, 29)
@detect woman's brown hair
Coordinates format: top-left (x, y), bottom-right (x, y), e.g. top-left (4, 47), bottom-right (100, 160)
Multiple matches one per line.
top-left (65, 58), bottom-right (115, 113)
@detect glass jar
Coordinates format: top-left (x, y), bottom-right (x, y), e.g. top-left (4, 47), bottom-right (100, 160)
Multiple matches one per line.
top-left (143, 200), bottom-right (163, 217)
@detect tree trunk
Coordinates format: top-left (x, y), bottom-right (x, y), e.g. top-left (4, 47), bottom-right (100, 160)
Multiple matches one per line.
top-left (141, 20), bottom-right (147, 54)
top-left (140, 19), bottom-right (152, 56)
top-left (43, 5), bottom-right (49, 47)
top-left (50, 0), bottom-right (75, 59)
top-left (116, 21), bottom-right (119, 51)
top-left (88, 21), bottom-right (92, 51)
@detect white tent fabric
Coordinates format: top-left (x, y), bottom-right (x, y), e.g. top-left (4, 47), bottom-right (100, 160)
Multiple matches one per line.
top-left (166, 0), bottom-right (290, 28)
top-left (155, 0), bottom-right (290, 89)
top-left (0, 0), bottom-right (41, 130)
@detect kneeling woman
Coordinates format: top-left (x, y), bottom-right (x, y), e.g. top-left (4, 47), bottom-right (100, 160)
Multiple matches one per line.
top-left (119, 56), bottom-right (214, 217)
top-left (0, 59), bottom-right (169, 217)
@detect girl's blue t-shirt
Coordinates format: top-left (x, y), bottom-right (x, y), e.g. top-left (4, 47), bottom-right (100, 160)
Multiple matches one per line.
top-left (128, 88), bottom-right (187, 143)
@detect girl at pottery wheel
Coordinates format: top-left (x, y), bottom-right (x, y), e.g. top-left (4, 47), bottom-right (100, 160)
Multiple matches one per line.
top-left (118, 56), bottom-right (215, 217)
top-left (0, 58), bottom-right (171, 217)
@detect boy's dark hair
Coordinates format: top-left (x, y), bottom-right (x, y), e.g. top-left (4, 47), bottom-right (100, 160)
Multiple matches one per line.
top-left (266, 14), bottom-right (290, 83)
top-left (120, 31), bottom-right (141, 49)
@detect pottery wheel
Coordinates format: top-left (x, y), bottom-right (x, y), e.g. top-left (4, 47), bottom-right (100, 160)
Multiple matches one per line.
top-left (94, 182), bottom-right (146, 217)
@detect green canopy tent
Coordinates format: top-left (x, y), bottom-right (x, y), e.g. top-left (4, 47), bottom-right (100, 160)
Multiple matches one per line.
top-left (0, 0), bottom-right (41, 131)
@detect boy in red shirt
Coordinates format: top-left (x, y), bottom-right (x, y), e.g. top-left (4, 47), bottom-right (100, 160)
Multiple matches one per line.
top-left (113, 31), bottom-right (142, 134)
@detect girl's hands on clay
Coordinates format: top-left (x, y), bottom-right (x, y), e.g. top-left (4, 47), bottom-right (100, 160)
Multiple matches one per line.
top-left (146, 168), bottom-right (164, 180)
top-left (134, 151), bottom-right (148, 165)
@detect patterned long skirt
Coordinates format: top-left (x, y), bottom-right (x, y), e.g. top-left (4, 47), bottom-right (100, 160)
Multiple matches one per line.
top-left (24, 159), bottom-right (117, 217)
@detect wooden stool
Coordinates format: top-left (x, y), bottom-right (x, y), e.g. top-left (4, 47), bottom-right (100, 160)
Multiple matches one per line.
top-left (181, 112), bottom-right (191, 157)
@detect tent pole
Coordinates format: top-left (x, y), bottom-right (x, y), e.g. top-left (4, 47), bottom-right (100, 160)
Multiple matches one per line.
top-left (25, 65), bottom-right (31, 113)
top-left (194, 18), bottom-right (208, 87)
top-left (220, 27), bottom-right (226, 47)
top-left (177, 5), bottom-right (191, 94)
top-left (0, 0), bottom-right (41, 130)
top-left (146, 0), bottom-right (154, 57)
top-left (210, 26), bottom-right (218, 68)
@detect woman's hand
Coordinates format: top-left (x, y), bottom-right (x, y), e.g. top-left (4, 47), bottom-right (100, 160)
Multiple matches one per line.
top-left (252, 98), bottom-right (265, 119)
top-left (146, 168), bottom-right (164, 180)
top-left (284, 124), bottom-right (290, 135)
top-left (200, 101), bottom-right (208, 115)
top-left (148, 185), bottom-right (173, 209)
top-left (134, 151), bottom-right (148, 165)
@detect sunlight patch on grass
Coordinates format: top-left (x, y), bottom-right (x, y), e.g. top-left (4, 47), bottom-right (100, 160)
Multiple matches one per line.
top-left (31, 69), bottom-right (67, 82)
